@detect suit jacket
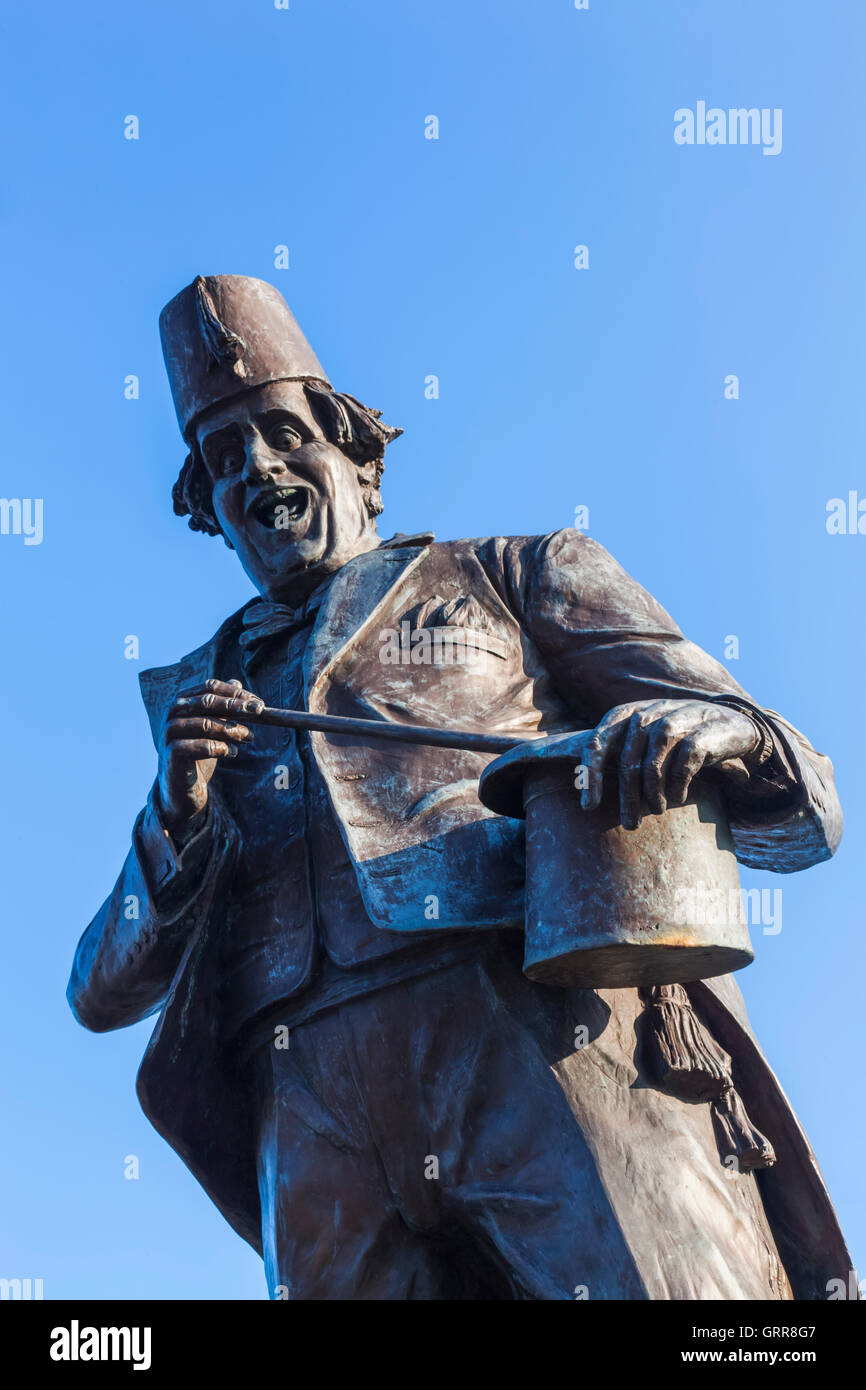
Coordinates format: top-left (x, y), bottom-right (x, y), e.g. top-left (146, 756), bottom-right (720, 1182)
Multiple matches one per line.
top-left (67, 529), bottom-right (852, 1297)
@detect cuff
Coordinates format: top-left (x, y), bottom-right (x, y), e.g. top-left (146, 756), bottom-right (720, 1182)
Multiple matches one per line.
top-left (136, 787), bottom-right (217, 903)
top-left (706, 695), bottom-right (800, 801)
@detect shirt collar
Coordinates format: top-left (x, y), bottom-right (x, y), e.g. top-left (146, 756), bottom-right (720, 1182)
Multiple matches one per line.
top-left (238, 530), bottom-right (435, 656)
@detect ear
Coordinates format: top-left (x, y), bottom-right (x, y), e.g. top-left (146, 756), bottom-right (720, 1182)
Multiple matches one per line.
top-left (172, 450), bottom-right (226, 539)
top-left (171, 453), bottom-right (195, 518)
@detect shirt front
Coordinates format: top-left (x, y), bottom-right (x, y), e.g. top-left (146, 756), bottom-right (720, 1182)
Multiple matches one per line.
top-left (213, 584), bottom-right (482, 1045)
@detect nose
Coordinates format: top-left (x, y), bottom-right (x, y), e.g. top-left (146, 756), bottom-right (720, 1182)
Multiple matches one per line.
top-left (242, 437), bottom-right (285, 487)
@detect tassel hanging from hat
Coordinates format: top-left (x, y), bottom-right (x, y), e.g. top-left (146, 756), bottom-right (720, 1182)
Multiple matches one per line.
top-left (711, 1084), bottom-right (776, 1170)
top-left (639, 984), bottom-right (775, 1169)
top-left (639, 983), bottom-right (730, 1102)
top-left (194, 276), bottom-right (249, 377)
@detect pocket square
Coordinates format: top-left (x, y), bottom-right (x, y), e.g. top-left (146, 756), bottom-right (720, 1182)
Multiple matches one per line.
top-left (409, 593), bottom-right (488, 630)
top-left (404, 594), bottom-right (508, 659)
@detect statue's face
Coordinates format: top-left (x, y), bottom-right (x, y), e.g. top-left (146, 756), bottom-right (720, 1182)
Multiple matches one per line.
top-left (195, 380), bottom-right (379, 603)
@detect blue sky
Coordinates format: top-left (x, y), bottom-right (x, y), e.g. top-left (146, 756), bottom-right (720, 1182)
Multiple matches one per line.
top-left (1, 0), bottom-right (863, 1299)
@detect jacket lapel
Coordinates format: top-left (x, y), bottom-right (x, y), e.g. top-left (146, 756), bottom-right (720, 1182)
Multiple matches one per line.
top-left (137, 533), bottom-right (435, 741)
top-left (304, 535), bottom-right (433, 703)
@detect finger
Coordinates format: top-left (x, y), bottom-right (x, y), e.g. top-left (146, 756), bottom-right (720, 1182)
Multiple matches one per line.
top-left (176, 677), bottom-right (262, 705)
top-left (166, 738), bottom-right (239, 762)
top-left (642, 718), bottom-right (687, 815)
top-left (618, 713), bottom-right (650, 830)
top-left (642, 736), bottom-right (675, 814)
top-left (172, 691), bottom-right (264, 720)
top-left (164, 717), bottom-right (252, 744)
top-left (665, 737), bottom-right (708, 806)
top-left (581, 709), bottom-right (631, 811)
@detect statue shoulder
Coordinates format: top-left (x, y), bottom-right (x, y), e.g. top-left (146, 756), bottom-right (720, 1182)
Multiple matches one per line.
top-left (441, 529), bottom-right (621, 592)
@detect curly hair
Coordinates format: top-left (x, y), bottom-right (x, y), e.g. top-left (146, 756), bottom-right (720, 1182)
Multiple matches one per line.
top-left (171, 382), bottom-right (402, 542)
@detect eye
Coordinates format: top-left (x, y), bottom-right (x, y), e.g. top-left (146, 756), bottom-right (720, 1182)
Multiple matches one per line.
top-left (216, 447), bottom-right (244, 476)
top-left (269, 424), bottom-right (302, 452)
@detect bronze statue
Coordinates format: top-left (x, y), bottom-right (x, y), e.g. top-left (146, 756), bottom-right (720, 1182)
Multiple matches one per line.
top-left (68, 274), bottom-right (852, 1300)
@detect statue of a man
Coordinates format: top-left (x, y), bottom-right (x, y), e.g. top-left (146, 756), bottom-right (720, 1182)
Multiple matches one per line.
top-left (68, 275), bottom-right (852, 1300)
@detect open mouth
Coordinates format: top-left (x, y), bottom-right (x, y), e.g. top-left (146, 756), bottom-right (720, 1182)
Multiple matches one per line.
top-left (248, 486), bottom-right (311, 530)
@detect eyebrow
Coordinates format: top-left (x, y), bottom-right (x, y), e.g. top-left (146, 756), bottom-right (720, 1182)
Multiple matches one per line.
top-left (198, 421), bottom-right (243, 459)
top-left (254, 407), bottom-right (312, 437)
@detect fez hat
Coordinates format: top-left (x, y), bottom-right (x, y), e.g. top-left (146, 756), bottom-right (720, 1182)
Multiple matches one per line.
top-left (160, 275), bottom-right (331, 440)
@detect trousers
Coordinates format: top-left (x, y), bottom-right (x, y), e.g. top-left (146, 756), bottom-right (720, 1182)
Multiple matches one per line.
top-left (253, 940), bottom-right (792, 1300)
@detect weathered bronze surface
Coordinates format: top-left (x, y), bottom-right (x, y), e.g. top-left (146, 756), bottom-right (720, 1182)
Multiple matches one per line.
top-left (68, 275), bottom-right (853, 1300)
top-left (479, 729), bottom-right (753, 987)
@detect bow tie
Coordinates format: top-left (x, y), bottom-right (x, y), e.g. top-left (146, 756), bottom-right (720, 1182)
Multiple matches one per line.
top-left (237, 535), bottom-right (436, 665)
top-left (238, 596), bottom-right (320, 662)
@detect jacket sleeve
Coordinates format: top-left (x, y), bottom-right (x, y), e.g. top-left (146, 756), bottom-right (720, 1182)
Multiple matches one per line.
top-left (67, 785), bottom-right (240, 1032)
top-left (502, 528), bottom-right (842, 873)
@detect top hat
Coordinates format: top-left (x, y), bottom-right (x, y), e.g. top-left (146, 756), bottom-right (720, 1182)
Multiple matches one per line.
top-left (478, 731), bottom-right (753, 988)
top-left (159, 274), bottom-right (331, 440)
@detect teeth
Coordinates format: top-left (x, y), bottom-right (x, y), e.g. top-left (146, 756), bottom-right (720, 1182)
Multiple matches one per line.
top-left (253, 489), bottom-right (306, 526)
